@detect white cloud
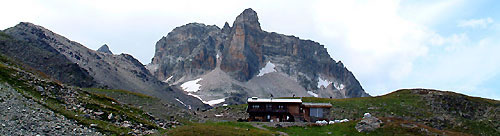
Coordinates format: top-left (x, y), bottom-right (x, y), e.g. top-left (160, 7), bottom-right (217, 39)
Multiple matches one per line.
top-left (309, 0), bottom-right (500, 100)
top-left (312, 0), bottom-right (433, 89)
top-left (407, 35), bottom-right (500, 99)
top-left (458, 17), bottom-right (494, 29)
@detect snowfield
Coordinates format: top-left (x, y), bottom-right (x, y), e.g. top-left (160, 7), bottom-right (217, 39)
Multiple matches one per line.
top-left (307, 91), bottom-right (319, 97)
top-left (188, 93), bottom-right (226, 106)
top-left (257, 61), bottom-right (276, 76)
top-left (334, 82), bottom-right (345, 90)
top-left (317, 76), bottom-right (332, 88)
top-left (181, 78), bottom-right (203, 92)
top-left (204, 98), bottom-right (226, 106)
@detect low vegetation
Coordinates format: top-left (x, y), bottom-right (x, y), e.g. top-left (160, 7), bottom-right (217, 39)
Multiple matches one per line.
top-left (0, 54), bottom-right (162, 135)
top-left (85, 88), bottom-right (194, 123)
top-left (166, 121), bottom-right (277, 136)
top-left (181, 89), bottom-right (499, 136)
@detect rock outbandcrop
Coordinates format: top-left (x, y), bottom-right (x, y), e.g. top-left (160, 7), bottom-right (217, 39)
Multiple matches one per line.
top-left (149, 8), bottom-right (370, 104)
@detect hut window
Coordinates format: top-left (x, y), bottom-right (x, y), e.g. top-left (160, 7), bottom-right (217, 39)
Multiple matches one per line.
top-left (266, 104), bottom-right (272, 109)
top-left (252, 105), bottom-right (260, 109)
top-left (310, 108), bottom-right (323, 117)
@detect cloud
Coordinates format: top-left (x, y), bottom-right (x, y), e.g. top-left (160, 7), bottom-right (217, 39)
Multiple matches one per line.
top-left (309, 0), bottom-right (500, 100)
top-left (311, 0), bottom-right (438, 94)
top-left (408, 34), bottom-right (500, 100)
top-left (458, 17), bottom-right (494, 28)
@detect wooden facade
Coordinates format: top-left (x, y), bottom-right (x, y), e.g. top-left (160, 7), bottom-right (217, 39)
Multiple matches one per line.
top-left (247, 97), bottom-right (332, 122)
top-left (302, 102), bottom-right (332, 122)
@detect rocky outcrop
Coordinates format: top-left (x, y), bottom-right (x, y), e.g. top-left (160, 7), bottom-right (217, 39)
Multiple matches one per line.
top-left (355, 113), bottom-right (382, 132)
top-left (3, 22), bottom-right (209, 109)
top-left (97, 44), bottom-right (112, 54)
top-left (149, 8), bottom-right (369, 104)
top-left (0, 31), bottom-right (96, 87)
top-left (150, 23), bottom-right (221, 83)
top-left (220, 8), bottom-right (265, 81)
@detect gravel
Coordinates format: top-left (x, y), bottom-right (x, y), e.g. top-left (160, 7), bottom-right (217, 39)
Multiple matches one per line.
top-left (0, 83), bottom-right (102, 136)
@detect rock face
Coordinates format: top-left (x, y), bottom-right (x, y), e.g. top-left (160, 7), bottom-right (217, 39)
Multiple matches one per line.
top-left (149, 8), bottom-right (370, 104)
top-left (355, 113), bottom-right (382, 132)
top-left (3, 22), bottom-right (208, 109)
top-left (150, 23), bottom-right (221, 82)
top-left (97, 44), bottom-right (113, 54)
top-left (0, 31), bottom-right (96, 87)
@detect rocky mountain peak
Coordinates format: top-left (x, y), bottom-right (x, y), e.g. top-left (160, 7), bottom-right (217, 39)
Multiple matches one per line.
top-left (222, 22), bottom-right (231, 34)
top-left (16, 22), bottom-right (39, 28)
top-left (97, 44), bottom-right (113, 54)
top-left (150, 9), bottom-right (369, 104)
top-left (233, 8), bottom-right (261, 31)
top-left (11, 22), bottom-right (51, 37)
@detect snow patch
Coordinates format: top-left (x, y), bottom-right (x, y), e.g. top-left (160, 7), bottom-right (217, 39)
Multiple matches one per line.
top-left (175, 98), bottom-right (186, 107)
top-left (257, 61), bottom-right (276, 76)
top-left (307, 91), bottom-right (319, 97)
top-left (204, 98), bottom-right (226, 106)
top-left (187, 93), bottom-right (203, 100)
top-left (334, 82), bottom-right (345, 90)
top-left (317, 76), bottom-right (332, 88)
top-left (181, 78), bottom-right (202, 92)
top-left (163, 76), bottom-right (173, 83)
top-left (188, 93), bottom-right (226, 106)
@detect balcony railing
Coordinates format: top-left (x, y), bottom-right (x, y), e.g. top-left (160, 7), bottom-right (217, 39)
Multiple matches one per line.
top-left (247, 108), bottom-right (288, 113)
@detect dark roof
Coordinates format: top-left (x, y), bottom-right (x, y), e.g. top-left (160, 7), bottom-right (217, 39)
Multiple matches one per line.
top-left (302, 102), bottom-right (332, 108)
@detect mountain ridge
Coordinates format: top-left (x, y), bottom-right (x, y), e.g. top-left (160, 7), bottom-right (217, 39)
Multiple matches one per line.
top-left (3, 22), bottom-right (209, 109)
top-left (149, 8), bottom-right (370, 105)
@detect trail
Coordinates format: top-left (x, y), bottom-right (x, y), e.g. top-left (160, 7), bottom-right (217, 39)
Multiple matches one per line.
top-left (249, 123), bottom-right (289, 136)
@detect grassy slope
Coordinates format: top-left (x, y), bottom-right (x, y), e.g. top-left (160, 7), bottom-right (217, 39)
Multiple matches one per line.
top-left (268, 117), bottom-right (470, 136)
top-left (0, 54), bottom-right (161, 135)
top-left (280, 90), bottom-right (499, 135)
top-left (170, 89), bottom-right (498, 136)
top-left (196, 104), bottom-right (249, 122)
top-left (166, 122), bottom-right (277, 136)
top-left (85, 88), bottom-right (195, 123)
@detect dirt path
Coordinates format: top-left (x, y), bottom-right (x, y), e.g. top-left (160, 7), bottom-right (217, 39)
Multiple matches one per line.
top-left (249, 123), bottom-right (289, 136)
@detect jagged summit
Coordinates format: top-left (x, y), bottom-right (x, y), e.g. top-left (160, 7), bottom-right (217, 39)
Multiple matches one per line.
top-left (222, 22), bottom-right (231, 34)
top-left (97, 44), bottom-right (112, 54)
top-left (149, 8), bottom-right (369, 105)
top-left (233, 8), bottom-right (261, 31)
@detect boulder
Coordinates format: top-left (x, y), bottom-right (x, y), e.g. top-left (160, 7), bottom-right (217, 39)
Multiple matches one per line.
top-left (355, 113), bottom-right (382, 132)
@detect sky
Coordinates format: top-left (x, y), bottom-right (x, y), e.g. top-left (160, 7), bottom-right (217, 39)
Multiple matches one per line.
top-left (1, 0), bottom-right (499, 100)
